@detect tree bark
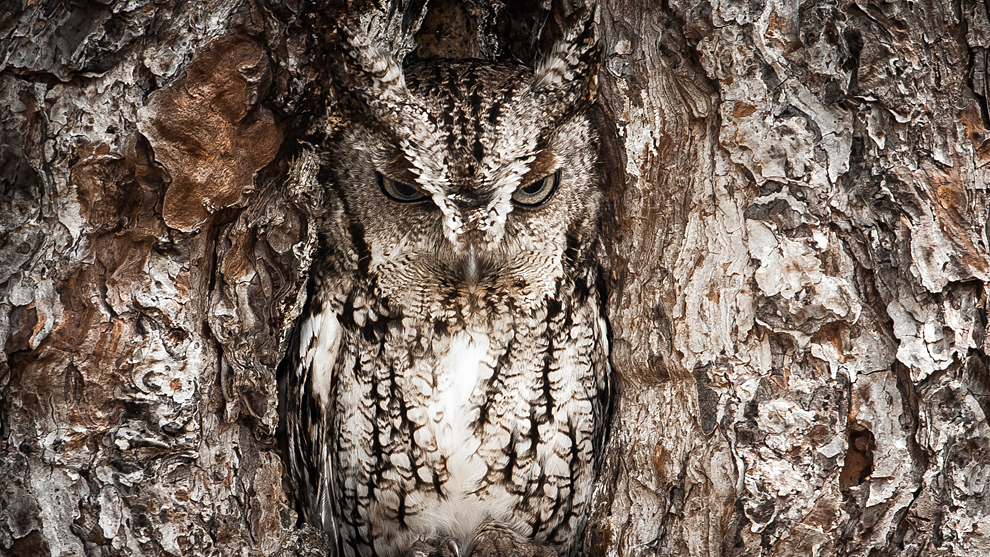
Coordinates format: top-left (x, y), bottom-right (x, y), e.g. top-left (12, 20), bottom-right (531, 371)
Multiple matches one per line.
top-left (2, 0), bottom-right (988, 556)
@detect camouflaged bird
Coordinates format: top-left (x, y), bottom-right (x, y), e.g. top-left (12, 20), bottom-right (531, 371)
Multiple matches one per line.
top-left (282, 15), bottom-right (610, 557)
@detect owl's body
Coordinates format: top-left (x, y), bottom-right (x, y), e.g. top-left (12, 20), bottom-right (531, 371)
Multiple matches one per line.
top-left (284, 24), bottom-right (608, 557)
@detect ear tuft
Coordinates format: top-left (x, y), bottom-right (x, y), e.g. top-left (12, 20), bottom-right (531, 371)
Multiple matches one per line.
top-left (531, 10), bottom-right (600, 118)
top-left (328, 21), bottom-right (444, 188)
top-left (332, 22), bottom-right (410, 116)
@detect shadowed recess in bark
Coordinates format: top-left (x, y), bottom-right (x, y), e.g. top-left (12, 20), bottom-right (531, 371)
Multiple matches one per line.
top-left (839, 422), bottom-right (876, 491)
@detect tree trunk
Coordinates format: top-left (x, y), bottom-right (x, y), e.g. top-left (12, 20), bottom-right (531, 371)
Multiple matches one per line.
top-left (1, 0), bottom-right (988, 556)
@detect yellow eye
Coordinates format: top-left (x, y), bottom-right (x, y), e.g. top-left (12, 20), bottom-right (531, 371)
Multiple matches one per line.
top-left (512, 170), bottom-right (561, 207)
top-left (377, 172), bottom-right (428, 202)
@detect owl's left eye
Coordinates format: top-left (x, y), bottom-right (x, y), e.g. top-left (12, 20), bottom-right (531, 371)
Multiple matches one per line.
top-left (512, 170), bottom-right (561, 208)
top-left (378, 173), bottom-right (428, 203)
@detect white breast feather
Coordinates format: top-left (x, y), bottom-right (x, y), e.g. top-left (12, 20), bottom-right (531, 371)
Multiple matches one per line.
top-left (296, 309), bottom-right (345, 532)
top-left (408, 330), bottom-right (516, 550)
top-left (304, 310), bottom-right (343, 409)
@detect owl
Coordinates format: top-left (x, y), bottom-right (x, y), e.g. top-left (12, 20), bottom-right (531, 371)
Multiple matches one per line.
top-left (281, 16), bottom-right (610, 557)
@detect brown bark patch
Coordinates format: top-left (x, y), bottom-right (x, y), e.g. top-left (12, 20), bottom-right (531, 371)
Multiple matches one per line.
top-left (4, 304), bottom-right (39, 356)
top-left (839, 423), bottom-right (876, 491)
top-left (812, 322), bottom-right (849, 364)
top-left (732, 102), bottom-right (757, 118)
top-left (139, 35), bottom-right (282, 233)
top-left (922, 161), bottom-right (990, 274)
top-left (959, 100), bottom-right (990, 164)
top-left (801, 497), bottom-right (839, 530)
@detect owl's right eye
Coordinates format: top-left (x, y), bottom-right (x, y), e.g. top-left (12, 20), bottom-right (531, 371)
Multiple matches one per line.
top-left (378, 173), bottom-right (428, 203)
top-left (511, 169), bottom-right (561, 208)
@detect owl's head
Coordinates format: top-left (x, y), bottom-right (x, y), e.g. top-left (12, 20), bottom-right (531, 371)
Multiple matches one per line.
top-left (326, 20), bottom-right (602, 316)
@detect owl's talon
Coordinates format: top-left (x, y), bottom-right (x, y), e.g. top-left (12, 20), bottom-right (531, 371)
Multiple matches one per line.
top-left (405, 536), bottom-right (459, 557)
top-left (469, 521), bottom-right (559, 557)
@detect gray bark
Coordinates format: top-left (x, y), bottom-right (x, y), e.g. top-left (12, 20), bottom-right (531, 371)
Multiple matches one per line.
top-left (2, 0), bottom-right (989, 556)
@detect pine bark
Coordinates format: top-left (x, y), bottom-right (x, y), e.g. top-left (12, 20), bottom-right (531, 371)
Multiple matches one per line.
top-left (2, 0), bottom-right (988, 556)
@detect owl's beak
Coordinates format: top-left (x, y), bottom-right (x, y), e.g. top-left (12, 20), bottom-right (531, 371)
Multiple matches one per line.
top-left (461, 244), bottom-right (480, 288)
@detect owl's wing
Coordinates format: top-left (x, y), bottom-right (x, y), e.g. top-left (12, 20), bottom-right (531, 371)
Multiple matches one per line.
top-left (283, 303), bottom-right (344, 537)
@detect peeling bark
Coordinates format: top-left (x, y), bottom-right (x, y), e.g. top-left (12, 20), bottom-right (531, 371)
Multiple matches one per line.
top-left (586, 1), bottom-right (990, 556)
top-left (138, 35), bottom-right (282, 234)
top-left (2, 0), bottom-right (989, 556)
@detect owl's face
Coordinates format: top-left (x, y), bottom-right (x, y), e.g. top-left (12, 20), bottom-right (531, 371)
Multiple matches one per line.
top-left (328, 36), bottom-right (601, 317)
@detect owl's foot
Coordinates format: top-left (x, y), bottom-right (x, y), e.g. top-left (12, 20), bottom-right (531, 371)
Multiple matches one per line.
top-left (406, 536), bottom-right (460, 557)
top-left (467, 522), bottom-right (558, 557)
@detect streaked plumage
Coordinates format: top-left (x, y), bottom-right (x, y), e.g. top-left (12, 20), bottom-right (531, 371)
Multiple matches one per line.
top-left (282, 17), bottom-right (609, 557)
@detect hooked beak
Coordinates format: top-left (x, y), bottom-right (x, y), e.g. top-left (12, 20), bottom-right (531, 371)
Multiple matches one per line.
top-left (461, 244), bottom-right (480, 289)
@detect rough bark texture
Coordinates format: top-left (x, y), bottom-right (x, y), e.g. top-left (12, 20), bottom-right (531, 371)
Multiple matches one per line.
top-left (1, 0), bottom-right (989, 556)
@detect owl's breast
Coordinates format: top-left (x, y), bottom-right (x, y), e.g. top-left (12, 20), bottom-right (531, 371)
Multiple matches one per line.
top-left (397, 328), bottom-right (517, 547)
top-left (413, 329), bottom-right (493, 482)
top-left (333, 295), bottom-right (606, 557)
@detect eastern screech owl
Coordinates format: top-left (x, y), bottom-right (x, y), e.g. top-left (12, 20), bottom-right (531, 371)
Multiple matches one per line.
top-left (282, 18), bottom-right (610, 557)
